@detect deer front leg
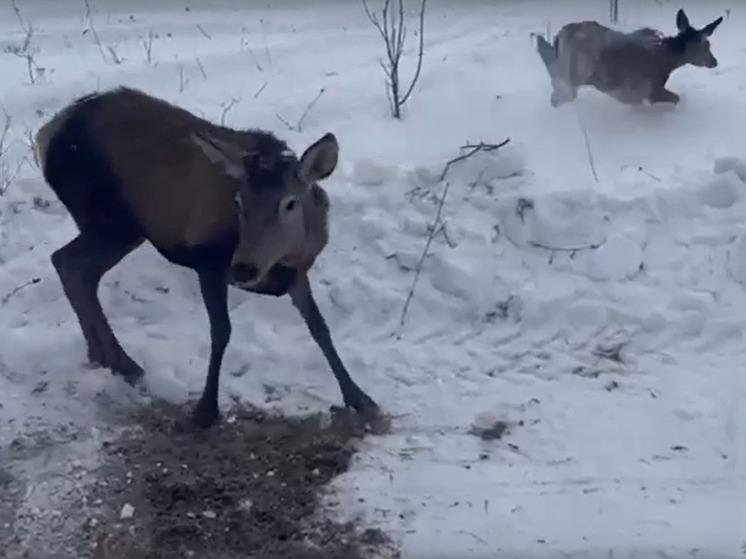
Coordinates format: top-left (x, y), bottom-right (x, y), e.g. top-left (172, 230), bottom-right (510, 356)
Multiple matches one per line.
top-left (649, 87), bottom-right (680, 105)
top-left (288, 273), bottom-right (379, 417)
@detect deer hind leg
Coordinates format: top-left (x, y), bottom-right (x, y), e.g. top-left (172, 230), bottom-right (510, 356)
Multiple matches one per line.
top-left (51, 232), bottom-right (144, 385)
top-left (550, 83), bottom-right (577, 106)
top-left (649, 87), bottom-right (680, 105)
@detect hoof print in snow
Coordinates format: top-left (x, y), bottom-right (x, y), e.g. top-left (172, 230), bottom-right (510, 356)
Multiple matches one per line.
top-left (572, 365), bottom-right (601, 379)
top-left (469, 418), bottom-right (510, 441)
top-left (593, 340), bottom-right (626, 363)
top-left (330, 405), bottom-right (392, 436)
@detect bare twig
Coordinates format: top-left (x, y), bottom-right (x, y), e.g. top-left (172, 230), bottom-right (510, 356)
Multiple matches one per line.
top-left (275, 114), bottom-right (294, 131)
top-left (219, 98), bottom-right (240, 126)
top-left (178, 64), bottom-right (188, 93)
top-left (577, 114), bottom-right (598, 182)
top-left (195, 23), bottom-right (212, 40)
top-left (362, 0), bottom-right (428, 119)
top-left (609, 0), bottom-right (619, 23)
top-left (0, 111), bottom-right (18, 193)
top-left (259, 19), bottom-right (272, 67)
top-left (10, 0), bottom-right (30, 32)
top-left (23, 129), bottom-right (39, 169)
top-left (638, 166), bottom-right (661, 182)
top-left (439, 139), bottom-right (510, 181)
top-left (106, 45), bottom-right (123, 65)
top-left (399, 139), bottom-right (510, 327)
top-left (195, 57), bottom-right (207, 80)
top-left (0, 112), bottom-right (12, 158)
top-left (0, 112), bottom-right (25, 194)
top-left (275, 88), bottom-right (326, 132)
top-left (528, 239), bottom-right (604, 254)
top-left (296, 88), bottom-right (325, 131)
top-left (1, 159), bottom-right (25, 194)
top-left (240, 28), bottom-right (264, 72)
top-left (5, 24), bottom-right (43, 84)
top-left (1, 278), bottom-right (41, 305)
top-left (253, 81), bottom-right (268, 99)
top-left (82, 0), bottom-right (108, 63)
top-left (399, 180), bottom-right (451, 327)
top-left (140, 30), bottom-right (155, 63)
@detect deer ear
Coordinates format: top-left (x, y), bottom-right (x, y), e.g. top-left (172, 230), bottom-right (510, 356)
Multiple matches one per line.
top-left (676, 9), bottom-right (691, 32)
top-left (191, 131), bottom-right (250, 180)
top-left (299, 133), bottom-right (339, 183)
top-left (701, 16), bottom-right (723, 37)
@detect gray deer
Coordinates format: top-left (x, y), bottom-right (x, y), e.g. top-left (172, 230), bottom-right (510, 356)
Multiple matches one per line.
top-left (536, 8), bottom-right (723, 107)
top-left (35, 86), bottom-right (379, 428)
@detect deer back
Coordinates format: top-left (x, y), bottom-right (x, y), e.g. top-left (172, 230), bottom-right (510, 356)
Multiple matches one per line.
top-left (84, 88), bottom-right (264, 250)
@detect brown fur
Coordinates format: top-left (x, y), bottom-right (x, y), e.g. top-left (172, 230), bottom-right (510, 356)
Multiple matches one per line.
top-left (35, 87), bottom-right (379, 428)
top-left (78, 90), bottom-right (254, 249)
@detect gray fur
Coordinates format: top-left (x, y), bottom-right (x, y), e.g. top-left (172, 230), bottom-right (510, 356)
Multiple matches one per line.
top-left (536, 8), bottom-right (724, 107)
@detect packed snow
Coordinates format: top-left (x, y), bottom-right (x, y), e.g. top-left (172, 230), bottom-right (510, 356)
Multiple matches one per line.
top-left (0, 0), bottom-right (744, 557)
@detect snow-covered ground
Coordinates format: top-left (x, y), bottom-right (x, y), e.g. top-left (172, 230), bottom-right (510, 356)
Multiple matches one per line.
top-left (1, 0), bottom-right (744, 556)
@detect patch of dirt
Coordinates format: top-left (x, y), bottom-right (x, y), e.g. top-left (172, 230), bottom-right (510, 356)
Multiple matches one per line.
top-left (80, 402), bottom-right (397, 559)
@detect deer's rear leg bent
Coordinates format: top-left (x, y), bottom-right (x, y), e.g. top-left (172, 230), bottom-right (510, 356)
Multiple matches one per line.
top-left (649, 87), bottom-right (680, 105)
top-left (52, 233), bottom-right (144, 384)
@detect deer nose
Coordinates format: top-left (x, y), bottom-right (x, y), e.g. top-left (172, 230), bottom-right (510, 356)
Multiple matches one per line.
top-left (708, 57), bottom-right (718, 68)
top-left (232, 262), bottom-right (260, 284)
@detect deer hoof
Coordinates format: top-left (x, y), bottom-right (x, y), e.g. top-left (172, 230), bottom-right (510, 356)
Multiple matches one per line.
top-left (191, 400), bottom-right (222, 429)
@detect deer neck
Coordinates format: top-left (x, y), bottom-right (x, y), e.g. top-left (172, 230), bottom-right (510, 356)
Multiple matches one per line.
top-left (656, 37), bottom-right (688, 80)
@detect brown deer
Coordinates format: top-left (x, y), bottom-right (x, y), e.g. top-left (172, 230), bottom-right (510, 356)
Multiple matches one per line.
top-left (536, 9), bottom-right (723, 107)
top-left (35, 86), bottom-right (379, 428)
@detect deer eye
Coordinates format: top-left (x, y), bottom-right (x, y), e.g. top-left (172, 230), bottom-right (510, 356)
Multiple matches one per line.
top-left (284, 199), bottom-right (297, 212)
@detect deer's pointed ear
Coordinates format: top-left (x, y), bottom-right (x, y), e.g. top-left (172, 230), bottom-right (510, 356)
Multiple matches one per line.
top-left (299, 133), bottom-right (339, 183)
top-left (191, 131), bottom-right (249, 180)
top-left (701, 16), bottom-right (723, 37)
top-left (676, 9), bottom-right (691, 32)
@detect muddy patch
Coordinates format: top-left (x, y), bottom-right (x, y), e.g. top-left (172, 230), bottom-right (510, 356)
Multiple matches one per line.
top-left (81, 402), bottom-right (396, 559)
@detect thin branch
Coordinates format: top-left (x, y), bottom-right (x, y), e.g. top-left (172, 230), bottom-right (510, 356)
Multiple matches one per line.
top-left (82, 0), bottom-right (108, 63)
top-left (363, 0), bottom-right (427, 118)
top-left (253, 81), bottom-right (268, 99)
top-left (1, 278), bottom-right (41, 305)
top-left (439, 139), bottom-right (510, 181)
top-left (399, 0), bottom-right (428, 105)
top-left (0, 111), bottom-right (11, 157)
top-left (528, 240), bottom-right (604, 253)
top-left (106, 45), bottom-right (123, 65)
top-left (195, 57), bottom-right (207, 80)
top-left (399, 139), bottom-right (510, 327)
top-left (275, 88), bottom-right (326, 132)
top-left (10, 0), bottom-right (30, 32)
top-left (638, 166), bottom-right (661, 182)
top-left (178, 64), bottom-right (188, 93)
top-left (296, 88), bottom-right (325, 132)
top-left (577, 113), bottom-right (598, 182)
top-left (259, 19), bottom-right (272, 67)
top-left (23, 128), bottom-right (39, 169)
top-left (195, 23), bottom-right (212, 40)
top-left (139, 30), bottom-right (155, 63)
top-left (1, 159), bottom-right (25, 193)
top-left (399, 180), bottom-right (451, 327)
top-left (219, 97), bottom-right (240, 126)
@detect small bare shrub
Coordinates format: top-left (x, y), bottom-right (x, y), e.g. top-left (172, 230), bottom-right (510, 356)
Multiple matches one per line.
top-left (362, 0), bottom-right (428, 119)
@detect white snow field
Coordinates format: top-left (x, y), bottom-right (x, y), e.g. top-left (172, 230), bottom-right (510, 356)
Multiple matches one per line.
top-left (1, 0), bottom-right (745, 556)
